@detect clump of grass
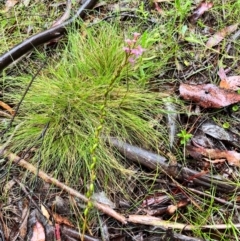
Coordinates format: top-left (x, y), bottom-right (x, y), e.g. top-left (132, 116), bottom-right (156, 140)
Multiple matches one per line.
top-left (2, 23), bottom-right (170, 195)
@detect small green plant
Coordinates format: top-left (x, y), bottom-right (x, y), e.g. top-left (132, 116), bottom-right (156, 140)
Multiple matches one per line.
top-left (177, 129), bottom-right (192, 145)
top-left (174, 0), bottom-right (192, 21)
top-left (136, 1), bottom-right (149, 19)
top-left (222, 122), bottom-right (230, 129)
top-left (232, 105), bottom-right (239, 112)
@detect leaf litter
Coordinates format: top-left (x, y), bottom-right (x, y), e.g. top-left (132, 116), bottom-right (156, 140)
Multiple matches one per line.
top-left (206, 24), bottom-right (239, 48)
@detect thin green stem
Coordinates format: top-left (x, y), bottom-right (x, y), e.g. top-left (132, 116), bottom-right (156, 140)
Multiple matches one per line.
top-left (82, 53), bottom-right (129, 238)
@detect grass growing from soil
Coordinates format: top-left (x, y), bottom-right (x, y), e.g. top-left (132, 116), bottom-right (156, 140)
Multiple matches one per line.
top-left (2, 23), bottom-right (172, 195)
top-left (1, 1), bottom-right (240, 240)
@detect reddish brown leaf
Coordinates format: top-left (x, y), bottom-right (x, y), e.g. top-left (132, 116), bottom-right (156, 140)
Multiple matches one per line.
top-left (203, 158), bottom-right (226, 164)
top-left (206, 24), bottom-right (238, 48)
top-left (187, 144), bottom-right (240, 167)
top-left (189, 1), bottom-right (213, 24)
top-left (179, 83), bottom-right (240, 108)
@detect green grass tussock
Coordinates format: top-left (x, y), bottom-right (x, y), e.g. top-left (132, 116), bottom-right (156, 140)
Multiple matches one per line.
top-left (2, 23), bottom-right (171, 193)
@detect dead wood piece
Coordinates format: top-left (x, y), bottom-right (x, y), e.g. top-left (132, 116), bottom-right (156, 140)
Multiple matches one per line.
top-left (128, 214), bottom-right (240, 231)
top-left (107, 137), bottom-right (239, 193)
top-left (0, 146), bottom-right (127, 225)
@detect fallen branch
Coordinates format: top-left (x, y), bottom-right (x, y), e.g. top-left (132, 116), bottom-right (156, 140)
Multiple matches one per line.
top-left (107, 137), bottom-right (239, 193)
top-left (0, 147), bottom-right (127, 224)
top-left (0, 0), bottom-right (97, 72)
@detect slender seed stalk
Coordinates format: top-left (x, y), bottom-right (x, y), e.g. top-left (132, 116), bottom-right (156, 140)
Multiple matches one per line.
top-left (82, 52), bottom-right (129, 238)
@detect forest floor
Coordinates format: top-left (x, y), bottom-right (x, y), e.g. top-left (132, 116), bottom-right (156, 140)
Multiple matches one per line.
top-left (0, 0), bottom-right (240, 240)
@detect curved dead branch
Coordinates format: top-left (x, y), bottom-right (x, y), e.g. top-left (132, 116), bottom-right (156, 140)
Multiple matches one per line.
top-left (0, 0), bottom-right (98, 72)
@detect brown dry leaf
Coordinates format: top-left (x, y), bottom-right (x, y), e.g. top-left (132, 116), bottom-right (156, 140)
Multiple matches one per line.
top-left (219, 76), bottom-right (240, 90)
top-left (4, 0), bottom-right (18, 12)
top-left (52, 213), bottom-right (74, 227)
top-left (30, 221), bottom-right (45, 241)
top-left (41, 205), bottom-right (52, 225)
top-left (0, 101), bottom-right (15, 115)
top-left (189, 1), bottom-right (213, 24)
top-left (206, 24), bottom-right (238, 48)
top-left (179, 83), bottom-right (240, 108)
top-left (220, 77), bottom-right (240, 91)
top-left (188, 144), bottom-right (240, 167)
top-left (218, 67), bottom-right (240, 90)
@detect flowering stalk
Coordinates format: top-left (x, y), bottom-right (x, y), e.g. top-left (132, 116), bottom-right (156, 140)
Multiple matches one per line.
top-left (123, 32), bottom-right (145, 64)
top-left (82, 33), bottom-right (145, 238)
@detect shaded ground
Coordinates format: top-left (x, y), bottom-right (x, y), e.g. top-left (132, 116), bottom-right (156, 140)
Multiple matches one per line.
top-left (1, 0), bottom-right (240, 240)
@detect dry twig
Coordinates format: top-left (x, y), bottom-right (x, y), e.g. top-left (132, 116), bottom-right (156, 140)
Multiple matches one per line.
top-left (0, 147), bottom-right (127, 224)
